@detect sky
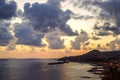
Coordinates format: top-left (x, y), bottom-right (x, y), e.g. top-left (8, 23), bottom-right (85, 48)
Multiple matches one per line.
top-left (0, 0), bottom-right (120, 58)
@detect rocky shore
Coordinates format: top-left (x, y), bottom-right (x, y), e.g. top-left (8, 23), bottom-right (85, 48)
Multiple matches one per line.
top-left (58, 50), bottom-right (120, 80)
top-left (101, 62), bottom-right (120, 80)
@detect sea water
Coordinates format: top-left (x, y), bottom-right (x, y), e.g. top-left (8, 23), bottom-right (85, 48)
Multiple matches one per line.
top-left (0, 59), bottom-right (101, 80)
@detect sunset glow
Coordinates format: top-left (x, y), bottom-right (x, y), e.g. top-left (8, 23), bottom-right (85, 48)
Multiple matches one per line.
top-left (0, 0), bottom-right (120, 58)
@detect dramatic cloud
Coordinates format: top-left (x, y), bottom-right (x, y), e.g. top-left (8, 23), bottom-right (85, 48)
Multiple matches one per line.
top-left (0, 0), bottom-right (17, 19)
top-left (45, 28), bottom-right (65, 49)
top-left (73, 0), bottom-right (100, 13)
top-left (93, 21), bottom-right (120, 36)
top-left (71, 33), bottom-right (89, 50)
top-left (93, 21), bottom-right (116, 36)
top-left (0, 0), bottom-right (17, 46)
top-left (95, 31), bottom-right (111, 36)
top-left (14, 22), bottom-right (44, 46)
top-left (73, 0), bottom-right (120, 36)
top-left (47, 37), bottom-right (65, 49)
top-left (0, 21), bottom-right (13, 46)
top-left (93, 0), bottom-right (120, 35)
top-left (24, 1), bottom-right (78, 35)
top-left (71, 37), bottom-right (82, 50)
top-left (107, 38), bottom-right (120, 50)
top-left (71, 36), bottom-right (89, 50)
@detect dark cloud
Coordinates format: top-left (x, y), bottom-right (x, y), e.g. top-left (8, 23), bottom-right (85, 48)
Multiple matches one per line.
top-left (0, 0), bottom-right (17, 46)
top-left (93, 22), bottom-right (101, 30)
top-left (95, 31), bottom-right (111, 36)
top-left (65, 9), bottom-right (75, 15)
top-left (92, 36), bottom-right (101, 40)
top-left (0, 21), bottom-right (13, 46)
top-left (24, 2), bottom-right (78, 35)
top-left (0, 27), bottom-right (13, 46)
top-left (93, 0), bottom-right (120, 35)
top-left (103, 22), bottom-right (120, 35)
top-left (94, 21), bottom-right (120, 36)
top-left (80, 29), bottom-right (88, 35)
top-left (73, 15), bottom-right (94, 20)
top-left (94, 0), bottom-right (120, 20)
top-left (45, 29), bottom-right (65, 49)
top-left (70, 0), bottom-right (96, 20)
top-left (71, 35), bottom-right (89, 50)
top-left (104, 27), bottom-right (120, 35)
top-left (71, 37), bottom-right (81, 50)
top-left (99, 11), bottom-right (111, 20)
top-left (14, 22), bottom-right (44, 46)
top-left (74, 0), bottom-right (120, 36)
top-left (47, 0), bottom-right (65, 7)
top-left (107, 38), bottom-right (120, 50)
top-left (74, 0), bottom-right (100, 14)
top-left (71, 30), bottom-right (89, 50)
top-left (47, 36), bottom-right (65, 49)
top-left (93, 22), bottom-right (113, 36)
top-left (84, 42), bottom-right (90, 46)
top-left (77, 0), bottom-right (92, 8)
top-left (16, 10), bottom-right (24, 17)
top-left (0, 0), bottom-right (17, 19)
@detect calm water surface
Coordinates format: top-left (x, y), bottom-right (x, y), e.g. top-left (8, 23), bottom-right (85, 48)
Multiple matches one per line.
top-left (0, 59), bottom-right (101, 80)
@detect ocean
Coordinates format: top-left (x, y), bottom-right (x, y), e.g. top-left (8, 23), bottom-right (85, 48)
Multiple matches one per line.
top-left (0, 59), bottom-right (102, 80)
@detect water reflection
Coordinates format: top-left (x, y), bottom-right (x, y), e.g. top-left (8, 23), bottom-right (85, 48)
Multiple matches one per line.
top-left (60, 63), bottom-right (101, 80)
top-left (0, 60), bottom-right (101, 80)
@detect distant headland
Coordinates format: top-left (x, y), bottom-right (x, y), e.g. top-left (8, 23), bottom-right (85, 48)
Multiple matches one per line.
top-left (58, 50), bottom-right (120, 63)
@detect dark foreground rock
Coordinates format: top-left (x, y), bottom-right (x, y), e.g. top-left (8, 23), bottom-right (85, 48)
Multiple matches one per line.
top-left (102, 62), bottom-right (120, 80)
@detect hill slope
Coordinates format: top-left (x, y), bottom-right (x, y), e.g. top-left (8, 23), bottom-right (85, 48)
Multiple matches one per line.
top-left (59, 50), bottom-right (120, 63)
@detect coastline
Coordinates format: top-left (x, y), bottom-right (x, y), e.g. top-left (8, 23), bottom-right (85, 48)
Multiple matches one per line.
top-left (57, 57), bottom-right (120, 80)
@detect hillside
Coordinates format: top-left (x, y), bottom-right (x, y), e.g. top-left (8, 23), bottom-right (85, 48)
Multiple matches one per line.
top-left (58, 50), bottom-right (120, 63)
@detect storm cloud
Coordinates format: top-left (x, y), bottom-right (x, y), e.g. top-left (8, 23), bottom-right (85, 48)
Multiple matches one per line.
top-left (14, 22), bottom-right (44, 46)
top-left (0, 0), bottom-right (17, 19)
top-left (0, 0), bottom-right (17, 46)
top-left (71, 32), bottom-right (89, 50)
top-left (93, 0), bottom-right (120, 35)
top-left (73, 0), bottom-right (120, 36)
top-left (24, 1), bottom-right (78, 35)
top-left (95, 31), bottom-right (111, 36)
top-left (0, 21), bottom-right (13, 46)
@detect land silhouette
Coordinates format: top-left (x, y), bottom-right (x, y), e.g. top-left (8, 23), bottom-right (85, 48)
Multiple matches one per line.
top-left (58, 50), bottom-right (120, 63)
top-left (58, 50), bottom-right (120, 80)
